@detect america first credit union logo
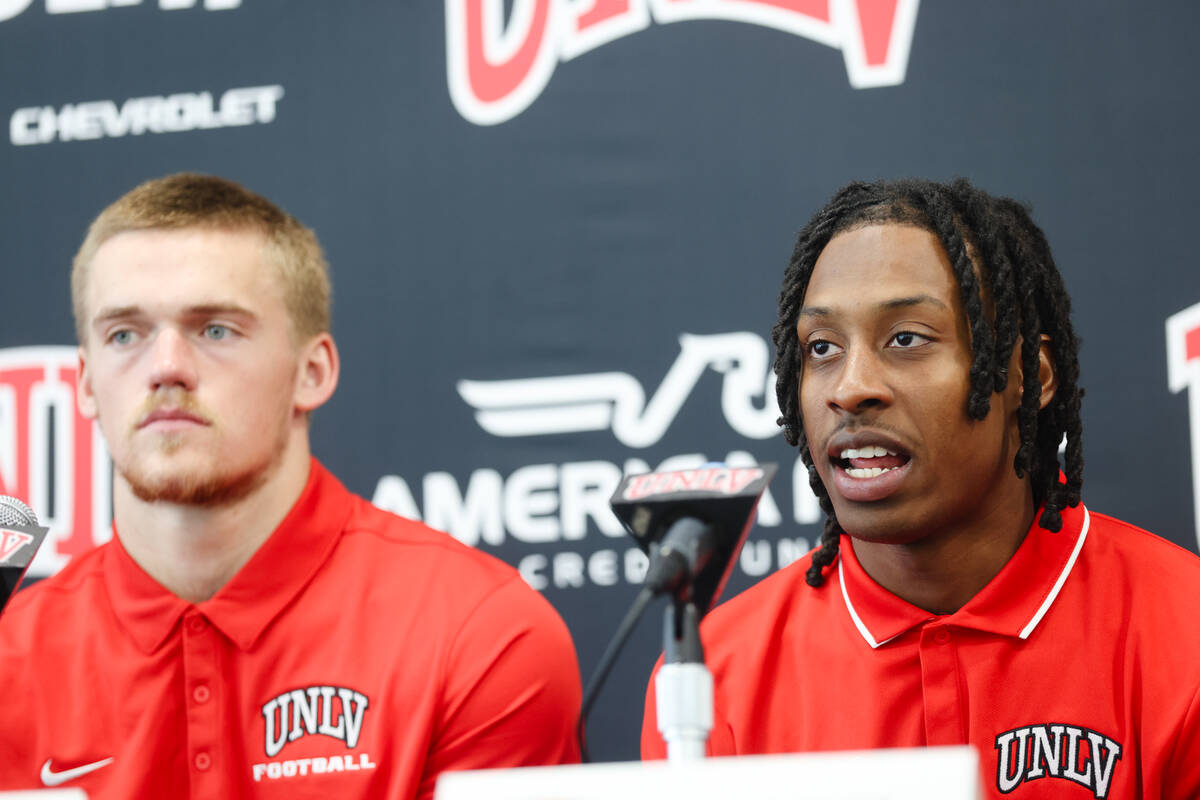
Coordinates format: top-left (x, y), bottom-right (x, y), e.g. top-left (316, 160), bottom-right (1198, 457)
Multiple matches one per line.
top-left (382, 332), bottom-right (820, 592)
top-left (446, 0), bottom-right (921, 125)
top-left (458, 331), bottom-right (779, 447)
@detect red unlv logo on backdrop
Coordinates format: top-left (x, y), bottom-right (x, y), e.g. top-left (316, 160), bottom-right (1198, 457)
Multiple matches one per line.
top-left (1167, 302), bottom-right (1200, 550)
top-left (0, 347), bottom-right (111, 578)
top-left (0, 0), bottom-right (241, 25)
top-left (446, 0), bottom-right (921, 125)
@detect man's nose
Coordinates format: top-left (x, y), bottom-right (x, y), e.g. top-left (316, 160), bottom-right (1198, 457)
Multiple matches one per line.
top-left (148, 328), bottom-right (198, 392)
top-left (828, 348), bottom-right (893, 414)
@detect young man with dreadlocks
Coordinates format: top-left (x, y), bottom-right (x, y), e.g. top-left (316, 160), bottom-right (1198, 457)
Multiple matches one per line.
top-left (642, 178), bottom-right (1200, 798)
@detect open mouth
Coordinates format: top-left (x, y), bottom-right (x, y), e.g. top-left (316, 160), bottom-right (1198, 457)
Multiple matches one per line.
top-left (833, 445), bottom-right (911, 479)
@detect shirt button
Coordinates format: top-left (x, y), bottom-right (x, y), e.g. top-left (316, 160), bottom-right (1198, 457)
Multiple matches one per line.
top-left (187, 616), bottom-right (207, 633)
top-left (194, 752), bottom-right (211, 771)
top-left (933, 629), bottom-right (951, 644)
top-left (193, 684), bottom-right (211, 704)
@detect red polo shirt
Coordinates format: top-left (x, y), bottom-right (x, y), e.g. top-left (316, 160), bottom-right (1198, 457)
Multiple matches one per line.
top-left (0, 459), bottom-right (580, 798)
top-left (642, 503), bottom-right (1200, 798)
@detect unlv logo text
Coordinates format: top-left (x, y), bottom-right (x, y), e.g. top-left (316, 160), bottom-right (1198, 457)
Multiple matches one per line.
top-left (261, 686), bottom-right (370, 758)
top-left (458, 331), bottom-right (779, 447)
top-left (1167, 302), bottom-right (1200, 549)
top-left (0, 0), bottom-right (241, 25)
top-left (995, 724), bottom-right (1121, 799)
top-left (623, 466), bottom-right (762, 500)
top-left (0, 528), bottom-right (33, 563)
top-left (0, 347), bottom-right (111, 578)
top-left (446, 0), bottom-right (921, 125)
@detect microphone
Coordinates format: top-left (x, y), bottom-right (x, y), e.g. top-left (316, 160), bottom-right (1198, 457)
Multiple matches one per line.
top-left (610, 463), bottom-right (776, 613)
top-left (607, 464), bottom-right (777, 762)
top-left (0, 496), bottom-right (37, 527)
top-left (642, 517), bottom-right (716, 597)
top-left (577, 464), bottom-right (777, 762)
top-left (0, 495), bottom-right (50, 615)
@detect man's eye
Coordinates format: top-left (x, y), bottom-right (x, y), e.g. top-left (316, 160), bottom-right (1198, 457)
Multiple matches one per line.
top-left (806, 340), bottom-right (842, 359)
top-left (203, 324), bottom-right (230, 340)
top-left (109, 330), bottom-right (134, 345)
top-left (890, 332), bottom-right (929, 348)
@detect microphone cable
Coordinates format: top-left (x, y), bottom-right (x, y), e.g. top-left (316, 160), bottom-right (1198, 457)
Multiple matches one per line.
top-left (575, 585), bottom-right (655, 763)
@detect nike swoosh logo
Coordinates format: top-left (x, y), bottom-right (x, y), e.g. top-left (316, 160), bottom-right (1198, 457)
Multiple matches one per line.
top-left (40, 757), bottom-right (114, 787)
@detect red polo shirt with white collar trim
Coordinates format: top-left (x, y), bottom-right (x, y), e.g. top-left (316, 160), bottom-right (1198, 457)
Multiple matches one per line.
top-left (0, 459), bottom-right (581, 798)
top-left (642, 502), bottom-right (1200, 798)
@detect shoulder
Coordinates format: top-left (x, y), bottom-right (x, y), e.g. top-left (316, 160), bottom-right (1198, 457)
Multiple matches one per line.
top-left (706, 549), bottom-right (828, 623)
top-left (326, 491), bottom-right (565, 632)
top-left (0, 543), bottom-right (111, 654)
top-left (303, 461), bottom-right (525, 595)
top-left (700, 549), bottom-right (838, 662)
top-left (1082, 507), bottom-right (1200, 587)
top-left (340, 493), bottom-right (520, 582)
top-left (1074, 507), bottom-right (1200, 654)
top-left (329, 497), bottom-right (579, 705)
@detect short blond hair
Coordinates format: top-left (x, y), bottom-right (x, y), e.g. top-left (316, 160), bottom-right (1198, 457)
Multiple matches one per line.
top-left (71, 173), bottom-right (331, 344)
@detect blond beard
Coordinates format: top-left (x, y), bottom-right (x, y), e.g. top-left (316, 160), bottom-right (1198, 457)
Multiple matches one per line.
top-left (122, 452), bottom-right (277, 506)
top-left (120, 392), bottom-right (292, 508)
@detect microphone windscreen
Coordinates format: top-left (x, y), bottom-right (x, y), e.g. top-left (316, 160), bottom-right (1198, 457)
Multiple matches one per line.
top-left (0, 496), bottom-right (37, 527)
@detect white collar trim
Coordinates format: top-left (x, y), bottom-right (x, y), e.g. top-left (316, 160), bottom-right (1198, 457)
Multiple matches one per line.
top-left (839, 558), bottom-right (896, 649)
top-left (837, 505), bottom-right (1091, 648)
top-left (1018, 505), bottom-right (1090, 639)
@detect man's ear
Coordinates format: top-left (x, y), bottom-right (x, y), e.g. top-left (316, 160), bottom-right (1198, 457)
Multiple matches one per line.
top-left (77, 346), bottom-right (98, 420)
top-left (1036, 334), bottom-right (1058, 410)
top-left (294, 333), bottom-right (340, 413)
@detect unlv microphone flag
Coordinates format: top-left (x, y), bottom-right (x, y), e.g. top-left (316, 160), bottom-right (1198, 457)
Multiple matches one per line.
top-left (0, 496), bottom-right (50, 614)
top-left (611, 464), bottom-right (777, 614)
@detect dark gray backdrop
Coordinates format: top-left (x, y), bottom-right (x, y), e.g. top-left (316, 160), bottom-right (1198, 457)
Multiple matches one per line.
top-left (2, 0), bottom-right (1199, 764)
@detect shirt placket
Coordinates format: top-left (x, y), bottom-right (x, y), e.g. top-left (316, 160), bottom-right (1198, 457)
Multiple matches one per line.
top-left (182, 610), bottom-right (222, 796)
top-left (919, 622), bottom-right (966, 745)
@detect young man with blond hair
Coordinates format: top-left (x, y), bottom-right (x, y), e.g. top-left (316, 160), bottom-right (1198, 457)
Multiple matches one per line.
top-left (0, 173), bottom-right (581, 798)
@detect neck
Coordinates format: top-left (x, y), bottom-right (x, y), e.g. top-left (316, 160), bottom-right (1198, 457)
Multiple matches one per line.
top-left (850, 482), bottom-right (1037, 615)
top-left (113, 440), bottom-right (313, 604)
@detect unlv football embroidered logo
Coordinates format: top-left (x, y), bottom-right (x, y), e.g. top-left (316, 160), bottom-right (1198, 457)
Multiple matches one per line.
top-left (0, 347), bottom-right (112, 578)
top-left (261, 686), bottom-right (371, 758)
top-left (994, 724), bottom-right (1122, 798)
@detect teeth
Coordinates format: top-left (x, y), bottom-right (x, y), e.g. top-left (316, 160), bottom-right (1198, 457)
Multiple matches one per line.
top-left (845, 466), bottom-right (897, 479)
top-left (839, 446), bottom-right (897, 459)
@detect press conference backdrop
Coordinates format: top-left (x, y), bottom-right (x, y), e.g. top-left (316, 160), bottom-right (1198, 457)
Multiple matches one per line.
top-left (2, 0), bottom-right (1199, 763)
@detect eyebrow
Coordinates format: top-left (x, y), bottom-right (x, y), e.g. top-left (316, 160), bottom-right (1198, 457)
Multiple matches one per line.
top-left (91, 303), bottom-right (258, 325)
top-left (798, 294), bottom-right (949, 319)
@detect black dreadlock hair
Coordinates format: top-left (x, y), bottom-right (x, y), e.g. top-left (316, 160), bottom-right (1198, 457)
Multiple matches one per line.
top-left (771, 178), bottom-right (1084, 588)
